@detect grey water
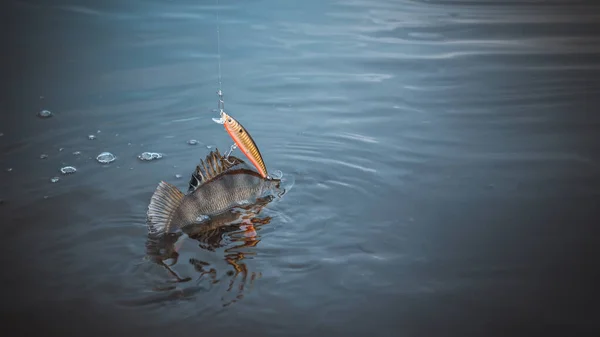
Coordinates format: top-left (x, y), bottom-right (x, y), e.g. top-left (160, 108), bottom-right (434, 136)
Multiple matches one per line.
top-left (1, 0), bottom-right (600, 336)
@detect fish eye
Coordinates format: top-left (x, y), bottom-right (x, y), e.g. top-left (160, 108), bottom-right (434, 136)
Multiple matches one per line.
top-left (228, 118), bottom-right (232, 123)
top-left (239, 129), bottom-right (243, 133)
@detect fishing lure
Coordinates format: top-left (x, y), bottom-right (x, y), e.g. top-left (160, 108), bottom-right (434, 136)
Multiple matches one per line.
top-left (213, 110), bottom-right (269, 179)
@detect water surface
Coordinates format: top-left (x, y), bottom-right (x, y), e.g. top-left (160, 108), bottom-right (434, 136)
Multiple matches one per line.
top-left (2, 0), bottom-right (600, 335)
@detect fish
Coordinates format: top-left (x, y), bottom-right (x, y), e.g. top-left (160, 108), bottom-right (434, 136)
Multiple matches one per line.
top-left (146, 148), bottom-right (282, 237)
top-left (214, 111), bottom-right (269, 179)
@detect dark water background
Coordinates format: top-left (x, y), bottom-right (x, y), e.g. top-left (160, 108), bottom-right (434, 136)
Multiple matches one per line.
top-left (2, 0), bottom-right (600, 336)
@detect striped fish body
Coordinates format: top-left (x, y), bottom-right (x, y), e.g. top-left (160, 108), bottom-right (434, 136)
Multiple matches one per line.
top-left (177, 168), bottom-right (271, 220)
top-left (146, 149), bottom-right (280, 236)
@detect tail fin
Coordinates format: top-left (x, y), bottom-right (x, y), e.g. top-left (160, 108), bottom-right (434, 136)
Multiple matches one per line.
top-left (147, 181), bottom-right (184, 236)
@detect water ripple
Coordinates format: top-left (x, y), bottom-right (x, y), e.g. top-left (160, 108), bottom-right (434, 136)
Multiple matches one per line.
top-left (5, 0), bottom-right (600, 332)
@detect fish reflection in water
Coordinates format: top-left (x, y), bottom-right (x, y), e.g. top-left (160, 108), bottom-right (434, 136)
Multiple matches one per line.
top-left (131, 147), bottom-right (292, 307)
top-left (142, 191), bottom-right (276, 306)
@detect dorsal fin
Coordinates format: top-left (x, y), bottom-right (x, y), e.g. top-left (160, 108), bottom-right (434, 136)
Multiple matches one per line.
top-left (187, 148), bottom-right (245, 193)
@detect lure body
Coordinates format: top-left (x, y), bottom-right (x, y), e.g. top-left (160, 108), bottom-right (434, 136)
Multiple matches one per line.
top-left (215, 111), bottom-right (269, 178)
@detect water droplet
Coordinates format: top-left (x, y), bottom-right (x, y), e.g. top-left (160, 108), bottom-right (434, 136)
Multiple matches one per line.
top-left (58, 148), bottom-right (64, 152)
top-left (40, 154), bottom-right (48, 159)
top-left (127, 143), bottom-right (132, 146)
top-left (50, 177), bottom-right (60, 183)
top-left (88, 135), bottom-right (96, 140)
top-left (96, 152), bottom-right (116, 164)
top-left (60, 166), bottom-right (77, 174)
top-left (97, 130), bottom-right (101, 133)
top-left (187, 139), bottom-right (199, 145)
top-left (73, 151), bottom-right (81, 156)
top-left (195, 215), bottom-right (210, 222)
top-left (206, 145), bottom-right (213, 149)
top-left (38, 110), bottom-right (53, 118)
top-left (6, 168), bottom-right (13, 172)
top-left (137, 152), bottom-right (163, 161)
top-left (175, 174), bottom-right (182, 179)
top-left (270, 170), bottom-right (283, 179)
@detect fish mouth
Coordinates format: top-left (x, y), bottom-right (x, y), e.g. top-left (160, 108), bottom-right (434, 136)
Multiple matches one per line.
top-left (267, 171), bottom-right (294, 198)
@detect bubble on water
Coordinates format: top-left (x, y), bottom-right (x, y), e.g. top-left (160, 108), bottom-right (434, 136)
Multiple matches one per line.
top-left (58, 148), bottom-right (64, 152)
top-left (60, 166), bottom-right (77, 175)
top-left (187, 139), bottom-right (199, 145)
top-left (50, 177), bottom-right (60, 183)
top-left (0, 132), bottom-right (4, 137)
top-left (206, 145), bottom-right (213, 149)
top-left (138, 152), bottom-right (163, 161)
top-left (96, 152), bottom-right (116, 164)
top-left (38, 110), bottom-right (53, 118)
top-left (6, 168), bottom-right (13, 172)
top-left (97, 130), bottom-right (101, 133)
top-left (40, 154), bottom-right (48, 159)
top-left (73, 151), bottom-right (81, 156)
top-left (175, 174), bottom-right (182, 179)
top-left (88, 135), bottom-right (96, 140)
top-left (43, 196), bottom-right (49, 199)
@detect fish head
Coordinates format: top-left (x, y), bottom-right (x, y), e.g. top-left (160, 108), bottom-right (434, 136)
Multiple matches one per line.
top-left (261, 176), bottom-right (285, 199)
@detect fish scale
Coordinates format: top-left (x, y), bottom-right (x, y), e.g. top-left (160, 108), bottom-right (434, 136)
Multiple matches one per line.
top-left (146, 149), bottom-right (281, 236)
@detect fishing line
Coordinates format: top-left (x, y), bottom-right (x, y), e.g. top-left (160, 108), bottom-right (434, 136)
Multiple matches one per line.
top-left (216, 0), bottom-right (225, 113)
top-left (214, 0), bottom-right (238, 162)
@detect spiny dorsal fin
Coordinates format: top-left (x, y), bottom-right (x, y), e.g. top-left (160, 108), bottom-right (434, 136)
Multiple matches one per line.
top-left (187, 149), bottom-right (244, 193)
top-left (147, 181), bottom-right (185, 236)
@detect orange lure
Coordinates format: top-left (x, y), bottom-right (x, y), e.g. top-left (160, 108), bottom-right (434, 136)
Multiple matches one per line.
top-left (219, 111), bottom-right (268, 179)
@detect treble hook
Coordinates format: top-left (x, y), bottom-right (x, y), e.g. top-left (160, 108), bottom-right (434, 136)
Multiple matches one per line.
top-left (223, 143), bottom-right (237, 164)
